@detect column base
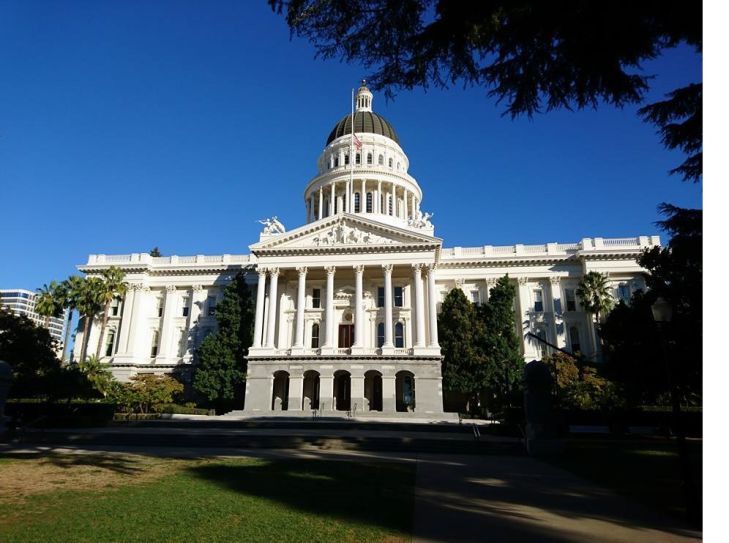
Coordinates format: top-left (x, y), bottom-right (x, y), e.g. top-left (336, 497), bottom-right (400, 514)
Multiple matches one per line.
top-left (290, 346), bottom-right (306, 356)
top-left (349, 345), bottom-right (365, 355)
top-left (380, 345), bottom-right (395, 355)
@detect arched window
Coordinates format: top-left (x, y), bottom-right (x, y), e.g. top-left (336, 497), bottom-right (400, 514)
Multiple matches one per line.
top-left (378, 154), bottom-right (384, 165)
top-left (396, 162), bottom-right (401, 170)
top-left (377, 323), bottom-right (385, 348)
top-left (105, 330), bottom-right (116, 357)
top-left (354, 192), bottom-right (361, 213)
top-left (334, 155), bottom-right (339, 167)
top-left (388, 158), bottom-right (393, 168)
top-left (569, 326), bottom-right (581, 354)
top-left (367, 153), bottom-right (373, 165)
top-left (344, 153), bottom-right (350, 165)
top-left (311, 323), bottom-right (320, 348)
top-left (394, 322), bottom-right (404, 348)
top-left (388, 195), bottom-right (393, 215)
top-left (366, 192), bottom-right (373, 213)
top-left (356, 153), bottom-right (361, 165)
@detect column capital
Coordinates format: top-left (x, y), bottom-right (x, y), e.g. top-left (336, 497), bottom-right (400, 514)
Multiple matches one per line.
top-left (518, 276), bottom-right (529, 286)
top-left (257, 267), bottom-right (268, 276)
top-left (269, 267), bottom-right (280, 277)
top-left (411, 263), bottom-right (424, 273)
top-left (325, 266), bottom-right (336, 275)
top-left (382, 263), bottom-right (393, 274)
top-left (192, 284), bottom-right (204, 292)
top-left (130, 282), bottom-right (145, 291)
top-left (353, 264), bottom-right (365, 274)
top-left (486, 277), bottom-right (499, 286)
top-left (165, 285), bottom-right (177, 292)
top-left (426, 263), bottom-right (438, 272)
top-left (549, 276), bottom-right (562, 285)
top-left (296, 266), bottom-right (308, 276)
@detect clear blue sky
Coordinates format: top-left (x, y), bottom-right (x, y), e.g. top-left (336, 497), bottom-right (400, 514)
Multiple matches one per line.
top-left (0, 1), bottom-right (702, 291)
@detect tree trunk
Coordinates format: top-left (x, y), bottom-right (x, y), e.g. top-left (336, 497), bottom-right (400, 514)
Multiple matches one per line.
top-left (95, 301), bottom-right (111, 359)
top-left (79, 314), bottom-right (93, 363)
top-left (62, 309), bottom-right (74, 363)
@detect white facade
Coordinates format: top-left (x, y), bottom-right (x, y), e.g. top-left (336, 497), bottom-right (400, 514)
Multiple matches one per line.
top-left (74, 83), bottom-right (658, 415)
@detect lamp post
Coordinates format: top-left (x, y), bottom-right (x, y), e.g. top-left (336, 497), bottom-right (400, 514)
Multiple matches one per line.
top-left (651, 296), bottom-right (698, 525)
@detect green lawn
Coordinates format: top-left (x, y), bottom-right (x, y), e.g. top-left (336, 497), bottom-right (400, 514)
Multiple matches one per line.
top-left (542, 437), bottom-right (702, 525)
top-left (0, 454), bottom-right (415, 543)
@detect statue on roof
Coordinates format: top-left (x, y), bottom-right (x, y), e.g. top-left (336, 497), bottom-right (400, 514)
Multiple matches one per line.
top-left (258, 216), bottom-right (286, 235)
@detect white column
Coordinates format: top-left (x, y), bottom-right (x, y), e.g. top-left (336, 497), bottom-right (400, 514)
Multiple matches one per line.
top-left (377, 180), bottom-right (382, 214)
top-left (130, 286), bottom-right (151, 360)
top-left (352, 265), bottom-right (364, 351)
top-left (189, 284), bottom-right (205, 351)
top-left (550, 276), bottom-right (566, 349)
top-left (318, 187), bottom-right (323, 220)
top-left (427, 265), bottom-right (440, 348)
top-left (264, 268), bottom-right (280, 349)
top-left (516, 277), bottom-right (534, 358)
top-left (157, 285), bottom-right (178, 361)
top-left (410, 192), bottom-right (415, 219)
top-left (330, 182), bottom-right (336, 215)
top-left (383, 264), bottom-right (394, 349)
top-left (293, 267), bottom-right (307, 350)
top-left (116, 285), bottom-right (138, 357)
top-left (253, 269), bottom-right (267, 348)
top-left (345, 180), bottom-right (350, 213)
top-left (323, 266), bottom-right (336, 350)
top-left (361, 179), bottom-right (366, 213)
top-left (390, 183), bottom-right (395, 215)
top-left (413, 264), bottom-right (426, 348)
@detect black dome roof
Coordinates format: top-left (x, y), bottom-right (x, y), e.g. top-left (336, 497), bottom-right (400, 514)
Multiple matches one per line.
top-left (326, 111), bottom-right (400, 146)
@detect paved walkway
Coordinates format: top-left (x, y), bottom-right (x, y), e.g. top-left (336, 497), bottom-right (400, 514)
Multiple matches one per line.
top-left (2, 445), bottom-right (700, 542)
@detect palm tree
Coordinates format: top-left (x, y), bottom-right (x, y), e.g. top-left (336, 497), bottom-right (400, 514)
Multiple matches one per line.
top-left (35, 281), bottom-right (63, 327)
top-left (95, 267), bottom-right (128, 359)
top-left (58, 275), bottom-right (84, 363)
top-left (77, 276), bottom-right (105, 363)
top-left (576, 271), bottom-right (614, 358)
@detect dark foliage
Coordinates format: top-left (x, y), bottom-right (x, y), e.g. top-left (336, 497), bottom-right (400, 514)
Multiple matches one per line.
top-left (193, 273), bottom-right (255, 410)
top-left (271, 0), bottom-right (701, 180)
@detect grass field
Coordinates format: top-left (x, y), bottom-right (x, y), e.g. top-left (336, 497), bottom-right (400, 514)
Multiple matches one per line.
top-left (0, 453), bottom-right (415, 543)
top-left (542, 437), bottom-right (702, 525)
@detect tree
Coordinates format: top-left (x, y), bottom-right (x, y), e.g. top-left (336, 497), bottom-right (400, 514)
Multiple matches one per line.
top-left (543, 351), bottom-right (620, 410)
top-left (94, 267), bottom-right (128, 359)
top-left (79, 355), bottom-right (116, 398)
top-left (193, 273), bottom-right (255, 410)
top-left (438, 287), bottom-right (484, 413)
top-left (149, 247), bottom-right (162, 257)
top-left (111, 374), bottom-right (184, 414)
top-left (478, 276), bottom-right (523, 413)
top-left (57, 275), bottom-right (84, 363)
top-left (35, 281), bottom-right (63, 327)
top-left (271, 0), bottom-right (701, 181)
top-left (577, 271), bottom-right (614, 325)
top-left (77, 277), bottom-right (105, 364)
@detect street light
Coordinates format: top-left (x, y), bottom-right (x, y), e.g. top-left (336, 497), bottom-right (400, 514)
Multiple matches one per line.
top-left (651, 295), bottom-right (699, 525)
top-left (651, 296), bottom-right (673, 323)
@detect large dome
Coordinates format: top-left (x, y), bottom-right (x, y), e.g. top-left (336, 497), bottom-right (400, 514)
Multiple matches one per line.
top-left (326, 111), bottom-right (400, 146)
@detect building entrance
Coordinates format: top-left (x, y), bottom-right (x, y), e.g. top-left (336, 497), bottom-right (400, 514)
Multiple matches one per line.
top-left (338, 324), bottom-right (354, 348)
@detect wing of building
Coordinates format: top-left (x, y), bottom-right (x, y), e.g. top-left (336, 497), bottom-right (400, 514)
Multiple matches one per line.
top-left (75, 82), bottom-right (659, 416)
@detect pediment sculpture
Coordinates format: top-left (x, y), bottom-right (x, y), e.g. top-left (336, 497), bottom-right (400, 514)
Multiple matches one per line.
top-left (258, 216), bottom-right (286, 235)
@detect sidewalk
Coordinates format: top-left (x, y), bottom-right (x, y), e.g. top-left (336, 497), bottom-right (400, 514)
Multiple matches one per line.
top-left (412, 453), bottom-right (701, 543)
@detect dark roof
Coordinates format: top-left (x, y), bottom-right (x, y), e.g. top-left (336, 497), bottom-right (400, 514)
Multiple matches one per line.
top-left (326, 111), bottom-right (400, 146)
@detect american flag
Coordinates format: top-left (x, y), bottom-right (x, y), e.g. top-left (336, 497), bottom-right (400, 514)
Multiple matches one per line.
top-left (352, 132), bottom-right (362, 150)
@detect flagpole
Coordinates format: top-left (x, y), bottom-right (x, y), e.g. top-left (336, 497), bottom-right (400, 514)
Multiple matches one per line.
top-left (349, 87), bottom-right (354, 214)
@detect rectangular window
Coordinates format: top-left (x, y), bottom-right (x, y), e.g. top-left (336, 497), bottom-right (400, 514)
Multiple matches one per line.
top-left (394, 322), bottom-right (404, 348)
top-left (150, 330), bottom-right (159, 358)
top-left (105, 331), bottom-right (115, 357)
top-left (565, 289), bottom-right (576, 311)
top-left (553, 298), bottom-right (562, 314)
top-left (533, 289), bottom-right (544, 312)
top-left (377, 323), bottom-right (385, 348)
top-left (618, 284), bottom-right (631, 304)
top-left (157, 298), bottom-right (164, 318)
top-left (569, 326), bottom-right (581, 353)
top-left (111, 299), bottom-right (120, 316)
top-left (377, 287), bottom-right (385, 308)
top-left (182, 297), bottom-right (190, 317)
top-left (311, 323), bottom-right (320, 348)
top-left (344, 153), bottom-right (349, 165)
top-left (394, 286), bottom-right (403, 307)
top-left (470, 290), bottom-right (480, 304)
top-left (207, 296), bottom-right (217, 316)
top-left (312, 288), bottom-right (321, 309)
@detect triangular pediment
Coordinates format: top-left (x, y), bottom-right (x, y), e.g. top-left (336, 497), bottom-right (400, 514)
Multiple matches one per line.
top-left (250, 213), bottom-right (441, 254)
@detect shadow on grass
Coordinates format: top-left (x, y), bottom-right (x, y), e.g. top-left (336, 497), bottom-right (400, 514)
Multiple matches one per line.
top-left (0, 450), bottom-right (148, 475)
top-left (187, 459), bottom-right (415, 535)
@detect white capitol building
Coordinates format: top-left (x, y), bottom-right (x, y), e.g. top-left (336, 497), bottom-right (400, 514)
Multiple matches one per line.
top-left (75, 83), bottom-right (658, 416)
